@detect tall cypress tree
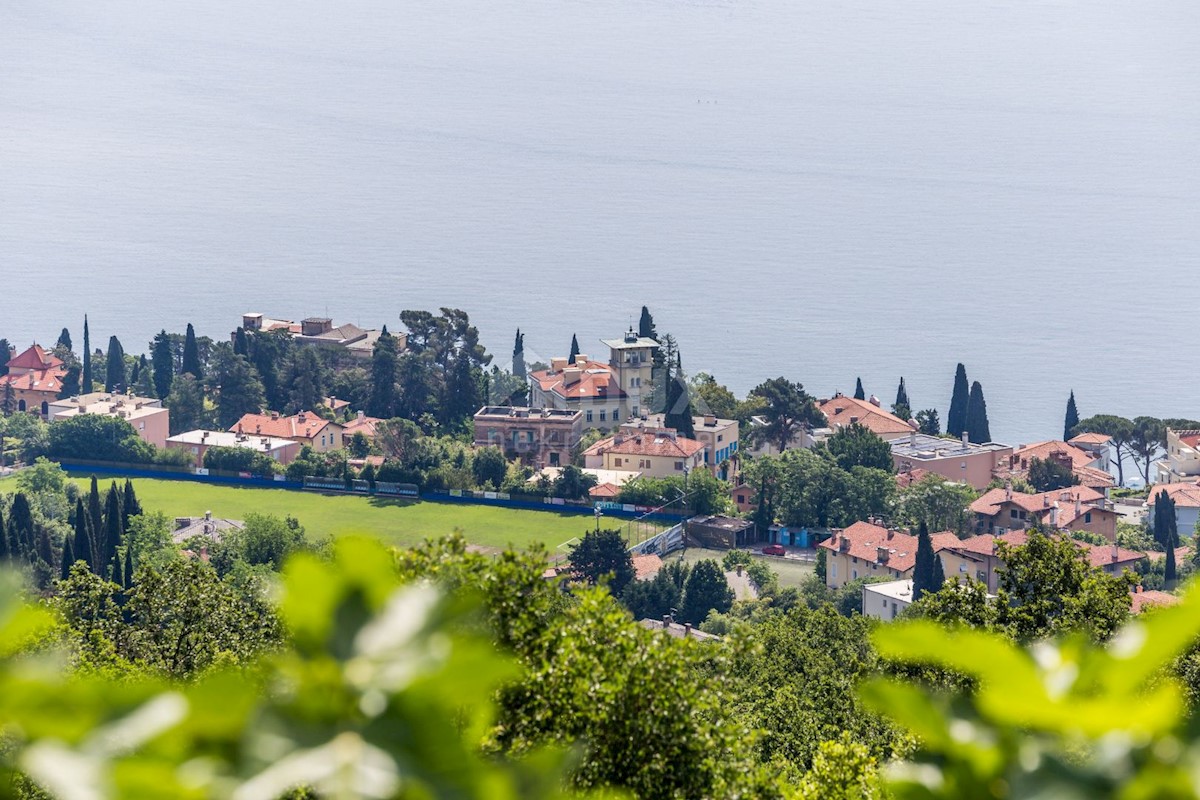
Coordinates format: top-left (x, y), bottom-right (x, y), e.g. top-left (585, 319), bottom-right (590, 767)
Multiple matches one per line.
top-left (638, 306), bottom-right (657, 340)
top-left (60, 535), bottom-right (75, 581)
top-left (56, 328), bottom-right (72, 352)
top-left (966, 380), bottom-right (991, 444)
top-left (368, 326), bottom-right (398, 419)
top-left (111, 549), bottom-right (123, 587)
top-left (103, 484), bottom-right (122, 570)
top-left (124, 545), bottom-right (134, 589)
top-left (511, 329), bottom-right (526, 381)
top-left (233, 327), bottom-right (250, 357)
top-left (105, 335), bottom-right (126, 392)
top-left (82, 315), bottom-right (93, 391)
top-left (854, 377), bottom-right (865, 401)
top-left (9, 493), bottom-right (34, 558)
top-left (36, 527), bottom-right (53, 567)
top-left (568, 334), bottom-right (580, 362)
top-left (73, 498), bottom-right (93, 572)
top-left (947, 363), bottom-right (969, 438)
top-left (182, 322), bottom-right (203, 378)
top-left (913, 522), bottom-right (936, 601)
top-left (122, 479), bottom-right (141, 527)
top-left (664, 353), bottom-right (696, 439)
top-left (1064, 391), bottom-right (1080, 441)
top-left (0, 506), bottom-right (8, 561)
top-left (893, 377), bottom-right (911, 419)
top-left (931, 553), bottom-right (946, 594)
top-left (151, 330), bottom-right (174, 399)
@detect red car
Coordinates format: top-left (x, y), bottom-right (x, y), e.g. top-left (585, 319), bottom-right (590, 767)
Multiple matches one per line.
top-left (762, 544), bottom-right (786, 556)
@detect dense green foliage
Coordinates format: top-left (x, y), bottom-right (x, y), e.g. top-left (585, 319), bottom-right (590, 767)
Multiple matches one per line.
top-left (568, 529), bottom-right (635, 596)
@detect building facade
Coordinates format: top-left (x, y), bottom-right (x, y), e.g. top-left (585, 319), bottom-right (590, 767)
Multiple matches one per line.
top-left (48, 392), bottom-right (171, 449)
top-left (600, 329), bottom-right (658, 421)
top-left (528, 355), bottom-right (626, 430)
top-left (231, 411), bottom-right (345, 452)
top-left (969, 485), bottom-right (1119, 541)
top-left (0, 344), bottom-right (67, 417)
top-left (891, 431), bottom-right (1014, 490)
top-left (582, 426), bottom-right (706, 479)
top-left (473, 406), bottom-right (583, 468)
top-left (166, 429), bottom-right (301, 467)
top-left (1156, 430), bottom-right (1200, 485)
top-left (644, 413), bottom-right (739, 477)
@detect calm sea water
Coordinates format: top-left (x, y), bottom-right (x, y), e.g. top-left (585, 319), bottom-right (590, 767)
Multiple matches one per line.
top-left (3, 0), bottom-right (1198, 443)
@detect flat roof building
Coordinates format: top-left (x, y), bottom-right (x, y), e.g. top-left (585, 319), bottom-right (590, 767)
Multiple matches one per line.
top-left (891, 431), bottom-right (1013, 490)
top-left (48, 392), bottom-right (171, 448)
top-left (166, 429), bottom-right (301, 467)
top-left (474, 406), bottom-right (583, 469)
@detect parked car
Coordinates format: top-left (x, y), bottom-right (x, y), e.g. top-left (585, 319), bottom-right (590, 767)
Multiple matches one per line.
top-left (762, 544), bottom-right (786, 556)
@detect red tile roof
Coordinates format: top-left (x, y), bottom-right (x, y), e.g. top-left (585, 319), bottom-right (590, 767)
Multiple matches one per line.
top-left (942, 529), bottom-right (1140, 569)
top-left (0, 369), bottom-right (64, 395)
top-left (818, 521), bottom-right (958, 574)
top-left (1130, 589), bottom-right (1180, 615)
top-left (342, 414), bottom-right (383, 439)
top-left (4, 344), bottom-right (63, 372)
top-left (531, 360), bottom-right (626, 401)
top-left (584, 433), bottom-right (705, 459)
top-left (1069, 432), bottom-right (1112, 446)
top-left (971, 486), bottom-right (1110, 527)
top-left (819, 396), bottom-right (914, 437)
top-left (232, 411), bottom-right (342, 441)
top-left (589, 482), bottom-right (622, 499)
top-left (895, 467), bottom-right (931, 489)
top-left (1146, 482), bottom-right (1200, 509)
top-left (1013, 440), bottom-right (1098, 470)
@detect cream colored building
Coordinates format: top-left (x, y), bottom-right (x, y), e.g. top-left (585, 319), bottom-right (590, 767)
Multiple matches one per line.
top-left (582, 426), bottom-right (706, 479)
top-left (601, 330), bottom-right (658, 421)
top-left (643, 413), bottom-right (739, 477)
top-left (48, 392), bottom-right (171, 449)
top-left (231, 411), bottom-right (345, 452)
top-left (1156, 429), bottom-right (1200, 485)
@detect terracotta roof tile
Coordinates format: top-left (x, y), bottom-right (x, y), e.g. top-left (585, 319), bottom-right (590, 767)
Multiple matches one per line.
top-left (819, 396), bottom-right (914, 437)
top-left (818, 521), bottom-right (957, 574)
top-left (1069, 432), bottom-right (1112, 446)
top-left (584, 433), bottom-right (705, 459)
top-left (530, 360), bottom-right (626, 401)
top-left (0, 369), bottom-right (64, 394)
top-left (1147, 482), bottom-right (1200, 509)
top-left (4, 344), bottom-right (63, 372)
top-left (232, 411), bottom-right (342, 441)
top-left (1130, 589), bottom-right (1180, 615)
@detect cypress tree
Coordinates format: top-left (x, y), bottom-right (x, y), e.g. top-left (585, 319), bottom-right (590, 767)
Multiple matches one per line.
top-left (9, 493), bottom-right (35, 557)
top-left (56, 328), bottom-right (72, 352)
top-left (854, 377), bottom-right (865, 401)
top-left (36, 527), bottom-right (53, 567)
top-left (122, 479), bottom-right (141, 526)
top-left (0, 506), bottom-right (8, 560)
top-left (947, 363), bottom-right (969, 438)
top-left (1166, 532), bottom-right (1177, 584)
top-left (234, 327), bottom-right (250, 357)
top-left (105, 335), bottom-right (125, 392)
top-left (1064, 391), bottom-right (1080, 441)
top-left (73, 498), bottom-right (93, 572)
top-left (124, 545), bottom-right (134, 589)
top-left (182, 322), bottom-right (203, 378)
top-left (664, 353), bottom-right (696, 438)
top-left (913, 522), bottom-right (936, 601)
top-left (966, 380), bottom-right (991, 443)
top-left (151, 330), bottom-right (174, 399)
top-left (895, 377), bottom-right (909, 410)
top-left (111, 550), bottom-right (123, 587)
top-left (568, 334), bottom-right (580, 363)
top-left (638, 306), bottom-right (657, 340)
top-left (104, 483), bottom-right (123, 569)
top-left (88, 476), bottom-right (103, 555)
top-left (511, 329), bottom-right (526, 381)
top-left (82, 315), bottom-right (93, 391)
top-left (932, 554), bottom-right (946, 594)
top-left (368, 326), bottom-right (398, 419)
top-left (57, 365), bottom-right (81, 400)
top-left (60, 536), bottom-right (75, 581)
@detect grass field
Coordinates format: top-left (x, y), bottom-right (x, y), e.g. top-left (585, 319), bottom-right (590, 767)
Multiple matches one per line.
top-left (1, 475), bottom-right (603, 555)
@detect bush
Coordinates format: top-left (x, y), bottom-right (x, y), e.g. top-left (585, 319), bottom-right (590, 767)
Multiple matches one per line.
top-left (201, 445), bottom-right (278, 477)
top-left (47, 414), bottom-right (154, 463)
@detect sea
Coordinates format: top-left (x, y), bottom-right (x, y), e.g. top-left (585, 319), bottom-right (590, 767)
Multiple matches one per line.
top-left (3, 0), bottom-right (1198, 445)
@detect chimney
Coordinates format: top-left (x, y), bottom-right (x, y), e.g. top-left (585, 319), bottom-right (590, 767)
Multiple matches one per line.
top-left (357, 411), bottom-right (365, 421)
top-left (1050, 502), bottom-right (1059, 527)
top-left (205, 510), bottom-right (212, 521)
top-left (1075, 498), bottom-right (1082, 518)
top-left (886, 529), bottom-right (895, 540)
top-left (705, 414), bottom-right (717, 426)
top-left (683, 623), bottom-right (692, 637)
top-left (868, 395), bottom-right (881, 407)
top-left (563, 368), bottom-right (582, 386)
top-left (662, 613), bottom-right (673, 627)
top-left (961, 431), bottom-right (970, 448)
top-left (839, 536), bottom-right (851, 553)
top-left (575, 354), bottom-right (588, 366)
top-left (910, 430), bottom-right (918, 448)
top-left (1136, 585), bottom-right (1143, 594)
top-left (877, 546), bottom-right (889, 563)
top-left (298, 412), bottom-right (307, 423)
top-left (1005, 483), bottom-right (1012, 501)
top-left (1111, 543), bottom-right (1119, 562)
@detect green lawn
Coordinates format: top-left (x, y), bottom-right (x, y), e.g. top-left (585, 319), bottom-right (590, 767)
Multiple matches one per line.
top-left (2, 475), bottom-right (599, 555)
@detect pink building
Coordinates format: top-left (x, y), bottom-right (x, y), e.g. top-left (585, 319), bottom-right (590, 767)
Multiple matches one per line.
top-left (890, 431), bottom-right (1013, 490)
top-left (165, 429), bottom-right (301, 467)
top-left (48, 392), bottom-right (171, 449)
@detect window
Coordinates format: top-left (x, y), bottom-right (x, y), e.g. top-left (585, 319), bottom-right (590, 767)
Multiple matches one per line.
top-left (612, 410), bottom-right (620, 422)
top-left (717, 434), bottom-right (723, 442)
top-left (586, 410), bottom-right (593, 422)
top-left (1010, 509), bottom-right (1018, 518)
top-left (599, 410), bottom-right (606, 422)
top-left (549, 452), bottom-right (560, 466)
top-left (737, 494), bottom-right (746, 504)
top-left (852, 569), bottom-right (858, 580)
top-left (614, 458), bottom-right (622, 467)
top-left (631, 406), bottom-right (639, 417)
top-left (674, 461), bottom-right (684, 470)
top-left (831, 563), bottom-right (837, 578)
top-left (1084, 512), bottom-right (1092, 523)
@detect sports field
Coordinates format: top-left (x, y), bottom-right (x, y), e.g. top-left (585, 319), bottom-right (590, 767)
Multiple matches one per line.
top-left (2, 475), bottom-right (599, 555)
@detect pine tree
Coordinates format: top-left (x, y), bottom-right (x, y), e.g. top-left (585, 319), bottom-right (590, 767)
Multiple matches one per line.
top-left (182, 322), bottom-right (203, 378)
top-left (151, 330), bottom-right (174, 399)
top-left (638, 306), bottom-right (658, 340)
top-left (568, 334), bottom-right (580, 363)
top-left (1064, 391), bottom-right (1080, 441)
top-left (104, 483), bottom-right (123, 568)
top-left (913, 522), bottom-right (936, 601)
top-left (122, 479), bottom-right (141, 527)
top-left (947, 363), bottom-right (969, 438)
top-left (854, 377), bottom-right (865, 401)
top-left (82, 315), bottom-right (93, 391)
top-left (73, 498), bottom-right (93, 572)
top-left (56, 328), bottom-right (72, 352)
top-left (511, 329), bottom-right (526, 381)
top-left (105, 335), bottom-right (126, 392)
top-left (124, 546), bottom-right (134, 589)
top-left (60, 535), bottom-right (75, 581)
top-left (966, 380), bottom-right (991, 443)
